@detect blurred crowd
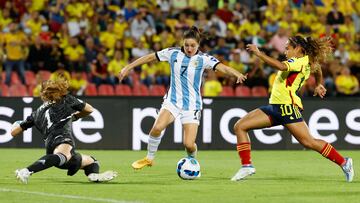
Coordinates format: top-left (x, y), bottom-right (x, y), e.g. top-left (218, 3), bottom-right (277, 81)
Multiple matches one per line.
top-left (0, 0), bottom-right (359, 97)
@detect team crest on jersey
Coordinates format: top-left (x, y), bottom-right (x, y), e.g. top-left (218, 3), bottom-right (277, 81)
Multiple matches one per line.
top-left (287, 59), bottom-right (295, 63)
top-left (192, 60), bottom-right (198, 67)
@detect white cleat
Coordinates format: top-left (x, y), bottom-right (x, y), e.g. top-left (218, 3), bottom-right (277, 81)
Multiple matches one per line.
top-left (231, 166), bottom-right (256, 181)
top-left (88, 170), bottom-right (118, 182)
top-left (15, 168), bottom-right (32, 184)
top-left (342, 157), bottom-right (354, 182)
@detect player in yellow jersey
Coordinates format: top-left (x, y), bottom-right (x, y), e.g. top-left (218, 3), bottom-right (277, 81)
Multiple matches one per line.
top-left (231, 36), bottom-right (354, 182)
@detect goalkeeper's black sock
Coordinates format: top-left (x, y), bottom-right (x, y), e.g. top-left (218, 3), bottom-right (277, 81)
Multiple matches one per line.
top-left (27, 153), bottom-right (67, 173)
top-left (84, 157), bottom-right (100, 176)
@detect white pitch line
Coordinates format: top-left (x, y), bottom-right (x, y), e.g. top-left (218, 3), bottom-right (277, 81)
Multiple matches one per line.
top-left (0, 188), bottom-right (143, 203)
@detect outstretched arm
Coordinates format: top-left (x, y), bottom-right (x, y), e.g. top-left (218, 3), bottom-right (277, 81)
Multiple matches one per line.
top-left (215, 63), bottom-right (247, 84)
top-left (313, 68), bottom-right (326, 98)
top-left (11, 114), bottom-right (35, 137)
top-left (72, 103), bottom-right (94, 121)
top-left (118, 53), bottom-right (157, 82)
top-left (246, 44), bottom-right (287, 71)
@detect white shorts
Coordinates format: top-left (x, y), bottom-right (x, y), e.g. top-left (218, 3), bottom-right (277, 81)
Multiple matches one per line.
top-left (161, 101), bottom-right (201, 125)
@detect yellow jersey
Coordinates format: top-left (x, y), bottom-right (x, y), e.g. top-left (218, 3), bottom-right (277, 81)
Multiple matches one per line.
top-left (203, 80), bottom-right (223, 97)
top-left (3, 32), bottom-right (27, 60)
top-left (270, 55), bottom-right (311, 109)
top-left (335, 75), bottom-right (359, 95)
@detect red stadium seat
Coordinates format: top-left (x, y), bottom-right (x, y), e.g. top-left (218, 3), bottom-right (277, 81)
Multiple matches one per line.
top-left (131, 73), bottom-right (141, 87)
top-left (71, 71), bottom-right (89, 80)
top-left (0, 84), bottom-right (9, 96)
top-left (27, 85), bottom-right (36, 96)
top-left (115, 84), bottom-right (132, 96)
top-left (85, 83), bottom-right (97, 96)
top-left (133, 84), bottom-right (150, 96)
top-left (150, 85), bottom-right (166, 96)
top-left (220, 86), bottom-right (234, 97)
top-left (25, 71), bottom-right (36, 85)
top-left (9, 84), bottom-right (28, 97)
top-left (11, 72), bottom-right (21, 85)
top-left (251, 86), bottom-right (268, 97)
top-left (38, 70), bottom-right (51, 80)
top-left (235, 86), bottom-right (251, 97)
top-left (98, 84), bottom-right (115, 96)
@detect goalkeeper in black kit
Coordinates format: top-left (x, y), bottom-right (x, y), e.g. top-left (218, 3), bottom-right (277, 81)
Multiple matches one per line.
top-left (11, 78), bottom-right (117, 184)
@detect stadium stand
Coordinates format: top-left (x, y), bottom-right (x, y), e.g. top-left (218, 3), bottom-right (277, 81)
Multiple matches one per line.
top-left (251, 86), bottom-right (269, 97)
top-left (115, 84), bottom-right (132, 96)
top-left (0, 0), bottom-right (358, 97)
top-left (85, 83), bottom-right (98, 96)
top-left (98, 84), bottom-right (115, 96)
top-left (9, 84), bottom-right (28, 97)
top-left (235, 86), bottom-right (251, 97)
top-left (133, 84), bottom-right (150, 96)
top-left (150, 85), bottom-right (166, 96)
top-left (220, 86), bottom-right (235, 97)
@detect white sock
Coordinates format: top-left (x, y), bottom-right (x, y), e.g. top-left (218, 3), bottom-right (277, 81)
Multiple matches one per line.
top-left (186, 143), bottom-right (197, 158)
top-left (146, 135), bottom-right (162, 160)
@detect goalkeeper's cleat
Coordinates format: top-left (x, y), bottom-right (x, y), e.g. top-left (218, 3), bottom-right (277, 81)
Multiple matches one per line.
top-left (88, 170), bottom-right (118, 182)
top-left (15, 168), bottom-right (32, 184)
top-left (341, 157), bottom-right (354, 182)
top-left (230, 165), bottom-right (256, 181)
top-left (131, 157), bottom-right (153, 169)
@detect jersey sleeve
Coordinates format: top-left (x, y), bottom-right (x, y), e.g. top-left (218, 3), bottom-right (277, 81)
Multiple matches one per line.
top-left (20, 112), bottom-right (35, 130)
top-left (203, 54), bottom-right (220, 70)
top-left (66, 94), bottom-right (86, 111)
top-left (283, 58), bottom-right (306, 72)
top-left (155, 48), bottom-right (176, 62)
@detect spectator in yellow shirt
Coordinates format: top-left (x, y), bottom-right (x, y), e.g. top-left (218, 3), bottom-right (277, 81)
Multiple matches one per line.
top-left (99, 23), bottom-right (118, 50)
top-left (25, 11), bottom-right (45, 37)
top-left (203, 70), bottom-right (223, 97)
top-left (141, 60), bottom-right (158, 86)
top-left (50, 62), bottom-right (71, 81)
top-left (335, 66), bottom-right (359, 96)
top-left (63, 37), bottom-right (85, 71)
top-left (0, 8), bottom-right (12, 30)
top-left (155, 61), bottom-right (170, 86)
top-left (107, 50), bottom-right (130, 85)
top-left (3, 22), bottom-right (28, 85)
top-left (70, 72), bottom-right (87, 96)
top-left (229, 50), bottom-right (246, 86)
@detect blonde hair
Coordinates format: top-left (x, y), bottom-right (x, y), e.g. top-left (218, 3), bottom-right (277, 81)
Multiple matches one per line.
top-left (40, 78), bottom-right (69, 103)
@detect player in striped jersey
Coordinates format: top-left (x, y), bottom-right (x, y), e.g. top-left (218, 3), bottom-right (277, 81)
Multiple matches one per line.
top-left (12, 78), bottom-right (117, 184)
top-left (119, 26), bottom-right (247, 170)
top-left (231, 36), bottom-right (354, 182)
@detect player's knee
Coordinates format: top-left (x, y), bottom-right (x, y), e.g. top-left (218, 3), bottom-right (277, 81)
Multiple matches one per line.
top-left (234, 120), bottom-right (246, 133)
top-left (66, 153), bottom-right (82, 176)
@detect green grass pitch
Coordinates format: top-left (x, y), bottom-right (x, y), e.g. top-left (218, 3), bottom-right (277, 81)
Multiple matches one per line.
top-left (0, 149), bottom-right (358, 203)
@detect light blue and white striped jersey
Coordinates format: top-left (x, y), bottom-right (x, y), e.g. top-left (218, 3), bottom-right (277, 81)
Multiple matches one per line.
top-left (156, 47), bottom-right (220, 110)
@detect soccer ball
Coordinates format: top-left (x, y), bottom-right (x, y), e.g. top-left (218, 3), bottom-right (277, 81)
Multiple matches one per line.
top-left (176, 157), bottom-right (201, 180)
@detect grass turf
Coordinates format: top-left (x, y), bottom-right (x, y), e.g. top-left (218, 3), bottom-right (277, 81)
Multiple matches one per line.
top-left (0, 149), bottom-right (358, 203)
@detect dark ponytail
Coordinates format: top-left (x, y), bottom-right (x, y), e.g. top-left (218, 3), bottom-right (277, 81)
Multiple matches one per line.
top-left (183, 26), bottom-right (202, 43)
top-left (289, 36), bottom-right (333, 72)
